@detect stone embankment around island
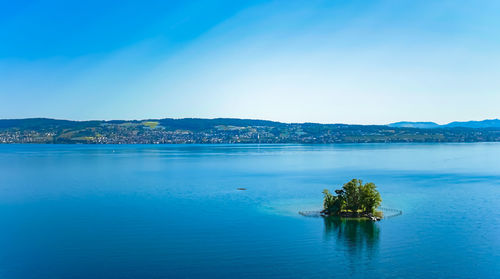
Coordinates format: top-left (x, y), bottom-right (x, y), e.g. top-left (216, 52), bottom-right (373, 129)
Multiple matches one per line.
top-left (299, 207), bottom-right (402, 221)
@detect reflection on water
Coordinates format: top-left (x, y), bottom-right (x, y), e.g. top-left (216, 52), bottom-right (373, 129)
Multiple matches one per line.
top-left (1, 144), bottom-right (499, 278)
top-left (323, 217), bottom-right (380, 262)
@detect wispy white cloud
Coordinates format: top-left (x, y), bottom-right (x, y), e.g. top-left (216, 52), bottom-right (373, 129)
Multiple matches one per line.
top-left (1, 0), bottom-right (500, 123)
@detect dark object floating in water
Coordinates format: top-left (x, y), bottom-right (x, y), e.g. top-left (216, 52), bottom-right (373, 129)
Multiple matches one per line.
top-left (236, 188), bottom-right (247, 190)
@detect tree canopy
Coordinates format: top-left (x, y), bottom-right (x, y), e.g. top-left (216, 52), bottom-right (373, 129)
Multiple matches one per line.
top-left (323, 179), bottom-right (382, 216)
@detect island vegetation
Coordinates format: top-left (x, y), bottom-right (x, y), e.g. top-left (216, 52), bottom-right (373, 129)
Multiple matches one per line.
top-left (322, 179), bottom-right (382, 221)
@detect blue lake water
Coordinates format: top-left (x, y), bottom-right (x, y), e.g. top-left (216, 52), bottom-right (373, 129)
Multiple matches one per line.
top-left (0, 143), bottom-right (499, 278)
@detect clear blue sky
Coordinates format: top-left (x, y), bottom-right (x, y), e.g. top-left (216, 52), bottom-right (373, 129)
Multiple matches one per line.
top-left (1, 0), bottom-right (499, 124)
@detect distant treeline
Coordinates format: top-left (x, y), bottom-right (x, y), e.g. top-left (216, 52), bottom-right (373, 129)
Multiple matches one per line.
top-left (1, 118), bottom-right (500, 144)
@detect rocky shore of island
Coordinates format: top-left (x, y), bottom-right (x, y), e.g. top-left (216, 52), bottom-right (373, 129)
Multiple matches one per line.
top-left (320, 209), bottom-right (382, 221)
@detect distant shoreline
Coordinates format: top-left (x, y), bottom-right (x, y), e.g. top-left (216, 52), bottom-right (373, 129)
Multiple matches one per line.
top-left (1, 118), bottom-right (500, 144)
top-left (2, 142), bottom-right (500, 145)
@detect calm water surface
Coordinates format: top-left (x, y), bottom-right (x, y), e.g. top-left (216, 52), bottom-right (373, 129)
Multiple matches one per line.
top-left (0, 144), bottom-right (499, 278)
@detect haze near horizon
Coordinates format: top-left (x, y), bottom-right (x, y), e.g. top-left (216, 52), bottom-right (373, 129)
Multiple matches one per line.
top-left (1, 0), bottom-right (499, 124)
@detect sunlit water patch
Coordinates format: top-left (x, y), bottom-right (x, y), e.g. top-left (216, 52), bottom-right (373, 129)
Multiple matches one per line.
top-left (0, 143), bottom-right (499, 278)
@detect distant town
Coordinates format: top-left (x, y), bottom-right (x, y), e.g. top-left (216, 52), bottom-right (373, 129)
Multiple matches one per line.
top-left (1, 118), bottom-right (500, 144)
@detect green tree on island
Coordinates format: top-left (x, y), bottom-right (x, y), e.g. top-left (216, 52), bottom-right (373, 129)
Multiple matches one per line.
top-left (322, 179), bottom-right (382, 218)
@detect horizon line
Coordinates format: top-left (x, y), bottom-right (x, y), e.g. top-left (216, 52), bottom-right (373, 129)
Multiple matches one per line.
top-left (1, 116), bottom-right (499, 127)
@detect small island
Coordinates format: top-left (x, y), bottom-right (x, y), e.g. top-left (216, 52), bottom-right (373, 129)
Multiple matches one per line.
top-left (321, 179), bottom-right (383, 221)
